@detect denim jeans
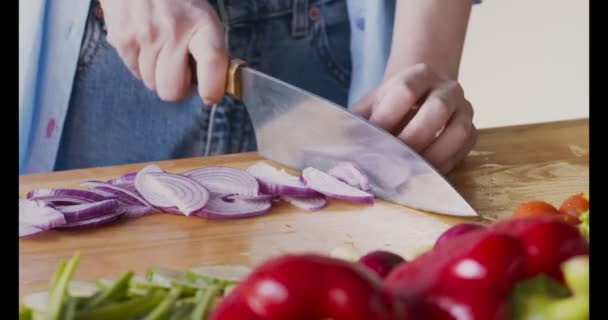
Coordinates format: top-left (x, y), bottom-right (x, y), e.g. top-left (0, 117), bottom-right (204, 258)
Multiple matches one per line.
top-left (55, 0), bottom-right (351, 170)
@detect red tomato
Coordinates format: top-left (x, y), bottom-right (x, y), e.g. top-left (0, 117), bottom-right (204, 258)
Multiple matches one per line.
top-left (559, 193), bottom-right (589, 224)
top-left (512, 201), bottom-right (560, 219)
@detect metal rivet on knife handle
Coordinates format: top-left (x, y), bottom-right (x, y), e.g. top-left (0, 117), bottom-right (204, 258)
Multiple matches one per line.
top-left (226, 59), bottom-right (247, 100)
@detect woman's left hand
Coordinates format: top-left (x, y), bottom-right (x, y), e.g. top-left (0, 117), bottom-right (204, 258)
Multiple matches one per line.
top-left (352, 63), bottom-right (477, 174)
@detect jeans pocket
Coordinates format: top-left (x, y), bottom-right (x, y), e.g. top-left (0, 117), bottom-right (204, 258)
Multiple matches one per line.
top-left (310, 3), bottom-right (352, 87)
top-left (76, 6), bottom-right (106, 77)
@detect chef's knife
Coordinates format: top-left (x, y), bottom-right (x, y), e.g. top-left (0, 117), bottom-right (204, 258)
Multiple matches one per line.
top-left (206, 59), bottom-right (477, 217)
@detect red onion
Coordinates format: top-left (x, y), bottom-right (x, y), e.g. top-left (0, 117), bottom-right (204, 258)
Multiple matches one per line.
top-left (183, 166), bottom-right (259, 196)
top-left (281, 195), bottom-right (327, 211)
top-left (195, 195), bottom-right (272, 219)
top-left (55, 208), bottom-right (126, 230)
top-left (135, 167), bottom-right (209, 216)
top-left (106, 171), bottom-right (137, 185)
top-left (327, 161), bottom-right (370, 191)
top-left (246, 162), bottom-right (318, 196)
top-left (57, 199), bottom-right (120, 223)
top-left (221, 193), bottom-right (277, 202)
top-left (300, 167), bottom-right (374, 204)
top-left (20, 224), bottom-right (44, 237)
top-left (26, 188), bottom-right (108, 203)
top-left (81, 181), bottom-right (151, 207)
top-left (19, 199), bottom-right (66, 237)
top-left (122, 205), bottom-right (156, 218)
top-left (38, 197), bottom-right (90, 206)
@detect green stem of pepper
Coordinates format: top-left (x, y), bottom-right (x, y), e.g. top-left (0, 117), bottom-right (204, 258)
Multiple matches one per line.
top-left (48, 252), bottom-right (81, 320)
top-left (82, 271), bottom-right (133, 311)
top-left (75, 290), bottom-right (167, 320)
top-left (190, 285), bottom-right (220, 320)
top-left (142, 287), bottom-right (183, 320)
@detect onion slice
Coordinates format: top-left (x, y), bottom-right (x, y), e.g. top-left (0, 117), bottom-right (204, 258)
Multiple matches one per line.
top-left (27, 189), bottom-right (108, 203)
top-left (300, 167), bottom-right (374, 204)
top-left (106, 172), bottom-right (137, 185)
top-left (55, 208), bottom-right (126, 229)
top-left (195, 195), bottom-right (272, 219)
top-left (81, 181), bottom-right (151, 207)
top-left (19, 199), bottom-right (66, 237)
top-left (183, 166), bottom-right (259, 196)
top-left (281, 196), bottom-right (327, 211)
top-left (246, 162), bottom-right (318, 197)
top-left (327, 162), bottom-right (370, 191)
top-left (57, 199), bottom-right (120, 223)
top-left (20, 224), bottom-right (44, 237)
top-left (135, 168), bottom-right (209, 216)
top-left (221, 193), bottom-right (277, 202)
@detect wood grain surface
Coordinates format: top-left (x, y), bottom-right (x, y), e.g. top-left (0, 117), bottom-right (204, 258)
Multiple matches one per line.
top-left (19, 119), bottom-right (589, 294)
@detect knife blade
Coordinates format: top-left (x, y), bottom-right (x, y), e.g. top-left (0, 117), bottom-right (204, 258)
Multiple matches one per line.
top-left (217, 59), bottom-right (477, 217)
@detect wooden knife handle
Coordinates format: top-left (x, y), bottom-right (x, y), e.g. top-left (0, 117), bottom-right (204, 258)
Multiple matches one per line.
top-left (189, 57), bottom-right (247, 100)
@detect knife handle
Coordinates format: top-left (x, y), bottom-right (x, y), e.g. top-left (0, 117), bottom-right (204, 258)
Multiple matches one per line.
top-left (188, 56), bottom-right (247, 100)
top-left (225, 59), bottom-right (247, 99)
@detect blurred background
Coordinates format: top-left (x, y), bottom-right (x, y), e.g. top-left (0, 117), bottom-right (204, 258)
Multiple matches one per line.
top-left (461, 0), bottom-right (589, 129)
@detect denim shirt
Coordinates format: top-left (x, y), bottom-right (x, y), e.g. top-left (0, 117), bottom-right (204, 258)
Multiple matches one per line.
top-left (19, 0), bottom-right (479, 175)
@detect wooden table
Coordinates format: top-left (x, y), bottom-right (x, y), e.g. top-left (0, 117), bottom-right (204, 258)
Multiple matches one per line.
top-left (19, 119), bottom-right (589, 294)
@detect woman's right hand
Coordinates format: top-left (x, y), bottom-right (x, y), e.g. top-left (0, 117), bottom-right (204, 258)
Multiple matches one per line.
top-left (99, 0), bottom-right (228, 104)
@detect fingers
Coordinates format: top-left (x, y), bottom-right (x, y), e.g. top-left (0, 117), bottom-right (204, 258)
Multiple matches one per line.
top-left (188, 23), bottom-right (228, 105)
top-left (397, 80), bottom-right (464, 152)
top-left (137, 25), bottom-right (162, 91)
top-left (421, 100), bottom-right (476, 174)
top-left (440, 124), bottom-right (477, 174)
top-left (102, 0), bottom-right (227, 102)
top-left (109, 37), bottom-right (141, 79)
top-left (155, 32), bottom-right (192, 101)
top-left (368, 64), bottom-right (440, 132)
top-left (350, 88), bottom-right (377, 119)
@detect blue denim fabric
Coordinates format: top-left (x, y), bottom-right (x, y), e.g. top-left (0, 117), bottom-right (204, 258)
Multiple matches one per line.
top-left (55, 0), bottom-right (351, 170)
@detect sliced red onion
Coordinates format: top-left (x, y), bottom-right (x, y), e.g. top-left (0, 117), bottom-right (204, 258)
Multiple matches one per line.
top-left (221, 193), bottom-right (277, 202)
top-left (106, 171), bottom-right (137, 185)
top-left (86, 188), bottom-right (118, 199)
top-left (19, 199), bottom-right (66, 237)
top-left (27, 189), bottom-right (109, 203)
top-left (122, 205), bottom-right (156, 219)
top-left (327, 162), bottom-right (370, 191)
top-left (182, 166), bottom-right (259, 196)
top-left (55, 208), bottom-right (126, 230)
top-left (20, 199), bottom-right (66, 228)
top-left (81, 181), bottom-right (151, 207)
top-left (56, 199), bottom-right (120, 223)
top-left (246, 162), bottom-right (319, 197)
top-left (195, 195), bottom-right (272, 219)
top-left (281, 195), bottom-right (327, 211)
top-left (39, 197), bottom-right (90, 206)
top-left (136, 171), bottom-right (209, 216)
top-left (300, 167), bottom-right (374, 204)
top-left (19, 224), bottom-right (43, 237)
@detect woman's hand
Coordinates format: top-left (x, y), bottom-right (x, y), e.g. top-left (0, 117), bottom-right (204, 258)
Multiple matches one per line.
top-left (352, 63), bottom-right (477, 174)
top-left (100, 0), bottom-right (227, 104)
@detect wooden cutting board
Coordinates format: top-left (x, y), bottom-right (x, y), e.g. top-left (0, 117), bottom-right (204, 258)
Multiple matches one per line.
top-left (19, 119), bottom-right (589, 294)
